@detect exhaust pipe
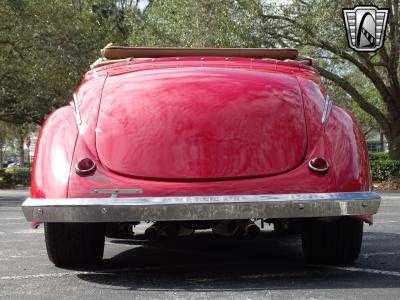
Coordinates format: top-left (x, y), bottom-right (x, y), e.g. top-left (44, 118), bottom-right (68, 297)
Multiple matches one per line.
top-left (145, 222), bottom-right (194, 239)
top-left (144, 222), bottom-right (169, 239)
top-left (212, 220), bottom-right (244, 237)
top-left (238, 220), bottom-right (260, 237)
top-left (212, 220), bottom-right (260, 237)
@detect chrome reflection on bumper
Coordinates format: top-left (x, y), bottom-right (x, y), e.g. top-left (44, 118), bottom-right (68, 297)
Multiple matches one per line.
top-left (21, 192), bottom-right (381, 223)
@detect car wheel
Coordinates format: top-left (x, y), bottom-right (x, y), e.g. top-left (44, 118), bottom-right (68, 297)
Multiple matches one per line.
top-left (45, 223), bottom-right (105, 267)
top-left (301, 218), bottom-right (363, 265)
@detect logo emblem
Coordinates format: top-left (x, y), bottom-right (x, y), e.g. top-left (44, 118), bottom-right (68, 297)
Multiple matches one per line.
top-left (343, 5), bottom-right (389, 52)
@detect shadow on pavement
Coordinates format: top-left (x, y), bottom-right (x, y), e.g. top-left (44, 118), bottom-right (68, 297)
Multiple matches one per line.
top-left (77, 231), bottom-right (400, 291)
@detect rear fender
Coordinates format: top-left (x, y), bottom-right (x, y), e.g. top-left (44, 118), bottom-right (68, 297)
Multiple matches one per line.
top-left (297, 75), bottom-right (372, 224)
top-left (31, 107), bottom-right (78, 199)
top-left (325, 105), bottom-right (372, 224)
top-left (325, 106), bottom-right (370, 192)
top-left (30, 106), bottom-right (77, 230)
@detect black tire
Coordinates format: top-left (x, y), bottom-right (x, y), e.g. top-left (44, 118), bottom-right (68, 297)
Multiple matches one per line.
top-left (301, 218), bottom-right (363, 265)
top-left (45, 223), bottom-right (105, 267)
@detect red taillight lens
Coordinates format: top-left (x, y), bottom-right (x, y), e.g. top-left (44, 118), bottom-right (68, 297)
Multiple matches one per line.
top-left (75, 158), bottom-right (96, 176)
top-left (308, 157), bottom-right (329, 174)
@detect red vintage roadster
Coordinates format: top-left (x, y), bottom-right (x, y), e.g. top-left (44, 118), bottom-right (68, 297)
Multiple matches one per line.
top-left (22, 46), bottom-right (381, 267)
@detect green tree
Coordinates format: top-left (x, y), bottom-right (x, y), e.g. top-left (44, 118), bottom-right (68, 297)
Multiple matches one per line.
top-left (0, 121), bottom-right (12, 168)
top-left (2, 0), bottom-right (398, 161)
top-left (125, 0), bottom-right (399, 159)
top-left (0, 0), bottom-right (125, 125)
top-left (260, 0), bottom-right (400, 159)
top-left (126, 0), bottom-right (270, 48)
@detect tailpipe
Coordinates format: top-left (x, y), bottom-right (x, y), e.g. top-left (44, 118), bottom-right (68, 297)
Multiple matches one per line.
top-left (238, 220), bottom-right (260, 237)
top-left (212, 220), bottom-right (244, 237)
top-left (145, 222), bottom-right (194, 239)
top-left (212, 220), bottom-right (260, 237)
top-left (144, 222), bottom-right (168, 239)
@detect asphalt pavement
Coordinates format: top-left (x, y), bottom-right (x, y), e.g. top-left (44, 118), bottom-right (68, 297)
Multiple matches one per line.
top-left (0, 190), bottom-right (399, 299)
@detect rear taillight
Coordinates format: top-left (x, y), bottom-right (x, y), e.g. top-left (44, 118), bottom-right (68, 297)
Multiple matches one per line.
top-left (75, 158), bottom-right (96, 176)
top-left (308, 157), bottom-right (329, 174)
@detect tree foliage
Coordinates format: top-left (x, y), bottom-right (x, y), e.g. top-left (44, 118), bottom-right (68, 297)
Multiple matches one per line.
top-left (0, 0), bottom-right (124, 124)
top-left (260, 0), bottom-right (400, 158)
top-left (127, 0), bottom-right (269, 48)
top-left (1, 0), bottom-right (399, 159)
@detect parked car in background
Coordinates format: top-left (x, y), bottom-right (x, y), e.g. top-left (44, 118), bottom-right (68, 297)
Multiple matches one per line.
top-left (2, 161), bottom-right (11, 168)
top-left (22, 46), bottom-right (381, 267)
top-left (7, 162), bottom-right (20, 168)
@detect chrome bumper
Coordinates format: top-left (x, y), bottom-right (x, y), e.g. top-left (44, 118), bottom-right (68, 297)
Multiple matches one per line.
top-left (21, 192), bottom-right (381, 223)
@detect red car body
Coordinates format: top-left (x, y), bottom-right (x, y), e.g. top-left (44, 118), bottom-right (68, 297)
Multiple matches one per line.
top-left (22, 48), bottom-right (380, 267)
top-left (32, 58), bottom-right (370, 199)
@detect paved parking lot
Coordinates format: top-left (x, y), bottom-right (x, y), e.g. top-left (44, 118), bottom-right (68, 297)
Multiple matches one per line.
top-left (0, 190), bottom-right (400, 299)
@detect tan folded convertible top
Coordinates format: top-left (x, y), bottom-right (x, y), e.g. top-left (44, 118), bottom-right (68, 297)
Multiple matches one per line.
top-left (102, 45), bottom-right (299, 60)
top-left (91, 44), bottom-right (316, 69)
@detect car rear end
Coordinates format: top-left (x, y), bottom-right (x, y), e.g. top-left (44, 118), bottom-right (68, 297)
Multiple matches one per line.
top-left (22, 48), bottom-right (380, 267)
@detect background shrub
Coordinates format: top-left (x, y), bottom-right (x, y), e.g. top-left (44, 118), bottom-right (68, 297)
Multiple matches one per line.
top-left (370, 160), bottom-right (400, 181)
top-left (369, 152), bottom-right (389, 162)
top-left (0, 167), bottom-right (31, 186)
top-left (0, 169), bottom-right (6, 185)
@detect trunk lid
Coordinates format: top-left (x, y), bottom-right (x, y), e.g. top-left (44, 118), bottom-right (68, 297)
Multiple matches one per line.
top-left (96, 67), bottom-right (306, 180)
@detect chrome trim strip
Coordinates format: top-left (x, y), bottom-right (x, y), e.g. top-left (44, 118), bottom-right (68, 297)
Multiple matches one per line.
top-left (22, 192), bottom-right (381, 223)
top-left (73, 93), bottom-right (82, 125)
top-left (91, 189), bottom-right (144, 195)
top-left (321, 95), bottom-right (332, 124)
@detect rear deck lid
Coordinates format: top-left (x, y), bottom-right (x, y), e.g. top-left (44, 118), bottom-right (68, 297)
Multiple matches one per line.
top-left (96, 67), bottom-right (306, 180)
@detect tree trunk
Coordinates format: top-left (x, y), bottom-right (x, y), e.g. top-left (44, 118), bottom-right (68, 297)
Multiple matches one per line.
top-left (18, 130), bottom-right (25, 167)
top-left (0, 143), bottom-right (3, 169)
top-left (387, 110), bottom-right (400, 160)
top-left (388, 134), bottom-right (400, 160)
